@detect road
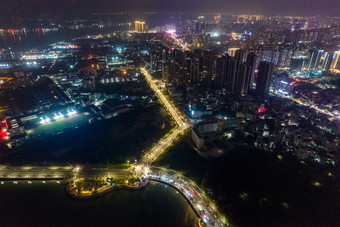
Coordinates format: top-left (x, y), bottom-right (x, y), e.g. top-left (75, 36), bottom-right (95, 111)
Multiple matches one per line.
top-left (138, 67), bottom-right (189, 165)
top-left (0, 165), bottom-right (130, 180)
top-left (0, 165), bottom-right (227, 226)
top-left (270, 92), bottom-right (339, 121)
top-left (0, 67), bottom-right (228, 226)
top-left (146, 167), bottom-right (226, 227)
top-left (50, 76), bottom-right (76, 104)
top-left (0, 165), bottom-right (73, 179)
top-left (136, 68), bottom-right (227, 226)
top-left (166, 32), bottom-right (189, 51)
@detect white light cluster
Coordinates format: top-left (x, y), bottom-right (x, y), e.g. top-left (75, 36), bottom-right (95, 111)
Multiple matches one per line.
top-left (53, 113), bottom-right (64, 120)
top-left (39, 117), bottom-right (51, 124)
top-left (67, 109), bottom-right (77, 116)
top-left (0, 64), bottom-right (10, 68)
top-left (38, 109), bottom-right (77, 125)
top-left (25, 62), bottom-right (37, 65)
top-left (21, 54), bottom-right (58, 60)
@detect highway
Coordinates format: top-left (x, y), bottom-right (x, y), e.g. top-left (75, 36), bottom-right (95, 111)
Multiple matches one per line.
top-left (139, 67), bottom-right (189, 165)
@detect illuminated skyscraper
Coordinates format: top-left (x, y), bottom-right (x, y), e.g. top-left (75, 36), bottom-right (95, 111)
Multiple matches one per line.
top-left (306, 49), bottom-right (323, 71)
top-left (330, 51), bottom-right (340, 72)
top-left (135, 21), bottom-right (146, 32)
top-left (256, 62), bottom-right (274, 97)
top-left (320, 52), bottom-right (333, 71)
top-left (228, 48), bottom-right (240, 57)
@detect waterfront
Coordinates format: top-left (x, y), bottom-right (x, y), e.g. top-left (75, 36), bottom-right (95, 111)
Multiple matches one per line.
top-left (0, 13), bottom-right (189, 51)
top-left (0, 181), bottom-right (198, 227)
top-left (0, 26), bottom-right (128, 51)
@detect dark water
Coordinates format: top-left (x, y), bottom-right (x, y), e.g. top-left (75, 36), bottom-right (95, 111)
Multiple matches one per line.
top-left (0, 13), bottom-right (190, 51)
top-left (0, 26), bottom-right (128, 51)
top-left (0, 181), bottom-right (198, 227)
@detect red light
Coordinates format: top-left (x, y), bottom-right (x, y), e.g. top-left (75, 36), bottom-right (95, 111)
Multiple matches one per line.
top-left (0, 131), bottom-right (8, 139)
top-left (290, 81), bottom-right (296, 85)
top-left (258, 107), bottom-right (266, 113)
top-left (91, 64), bottom-right (95, 68)
top-left (193, 191), bottom-right (196, 194)
top-left (4, 120), bottom-right (8, 130)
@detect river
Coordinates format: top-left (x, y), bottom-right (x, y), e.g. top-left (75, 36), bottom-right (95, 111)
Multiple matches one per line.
top-left (0, 13), bottom-right (192, 52)
top-left (0, 181), bottom-right (198, 227)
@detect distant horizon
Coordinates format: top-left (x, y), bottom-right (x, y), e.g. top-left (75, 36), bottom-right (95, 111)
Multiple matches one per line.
top-left (1, 11), bottom-right (339, 22)
top-left (0, 0), bottom-right (339, 21)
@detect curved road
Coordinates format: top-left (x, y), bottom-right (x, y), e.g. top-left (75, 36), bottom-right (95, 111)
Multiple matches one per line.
top-left (0, 68), bottom-right (228, 226)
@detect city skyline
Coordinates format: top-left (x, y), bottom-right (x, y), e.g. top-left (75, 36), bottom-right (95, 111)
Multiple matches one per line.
top-left (0, 3), bottom-right (339, 227)
top-left (0, 0), bottom-right (340, 20)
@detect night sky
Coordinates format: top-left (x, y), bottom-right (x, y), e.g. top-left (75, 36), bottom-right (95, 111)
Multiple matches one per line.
top-left (0, 0), bottom-right (339, 19)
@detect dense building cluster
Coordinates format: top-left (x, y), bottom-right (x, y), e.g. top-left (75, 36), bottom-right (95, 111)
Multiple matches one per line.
top-left (0, 13), bottom-right (339, 165)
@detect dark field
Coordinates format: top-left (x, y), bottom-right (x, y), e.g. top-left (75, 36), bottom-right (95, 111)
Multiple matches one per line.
top-left (0, 104), bottom-right (174, 165)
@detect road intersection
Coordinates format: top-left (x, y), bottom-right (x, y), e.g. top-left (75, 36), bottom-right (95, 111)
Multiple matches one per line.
top-left (0, 67), bottom-right (227, 227)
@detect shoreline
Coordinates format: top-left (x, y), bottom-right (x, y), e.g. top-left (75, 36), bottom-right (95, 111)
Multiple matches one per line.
top-left (66, 179), bottom-right (150, 200)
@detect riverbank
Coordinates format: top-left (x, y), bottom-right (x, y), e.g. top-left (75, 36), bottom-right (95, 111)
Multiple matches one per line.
top-left (66, 178), bottom-right (150, 200)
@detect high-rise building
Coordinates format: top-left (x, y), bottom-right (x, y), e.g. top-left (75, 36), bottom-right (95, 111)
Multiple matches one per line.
top-left (162, 49), bottom-right (169, 81)
top-left (215, 55), bottom-right (228, 88)
top-left (226, 57), bottom-right (237, 92)
top-left (320, 52), bottom-right (333, 71)
top-left (228, 48), bottom-right (240, 57)
top-left (189, 50), bottom-right (203, 86)
top-left (306, 49), bottom-right (323, 71)
top-left (290, 56), bottom-right (306, 72)
top-left (246, 52), bottom-right (257, 90)
top-left (184, 51), bottom-right (193, 84)
top-left (165, 24), bottom-right (176, 33)
top-left (202, 51), bottom-right (215, 87)
top-left (236, 63), bottom-right (252, 95)
top-left (97, 56), bottom-right (107, 70)
top-left (192, 35), bottom-right (210, 50)
top-left (256, 62), bottom-right (274, 97)
top-left (232, 49), bottom-right (246, 92)
top-left (195, 22), bottom-right (205, 34)
top-left (135, 21), bottom-right (146, 32)
top-left (83, 76), bottom-right (96, 91)
top-left (277, 49), bottom-right (293, 68)
top-left (330, 51), bottom-right (340, 72)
